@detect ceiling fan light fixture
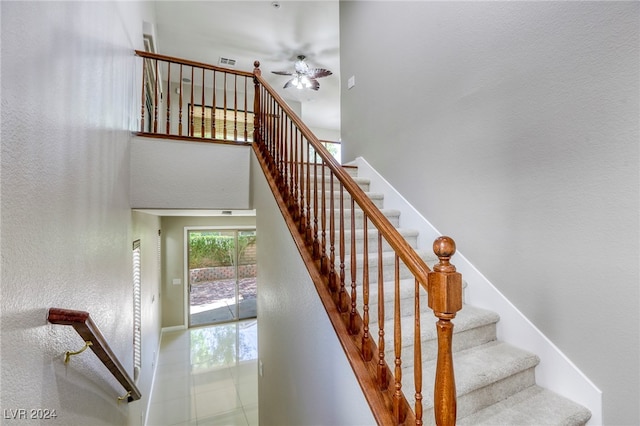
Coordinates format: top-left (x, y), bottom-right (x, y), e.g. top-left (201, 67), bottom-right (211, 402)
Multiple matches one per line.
top-left (300, 76), bottom-right (312, 89)
top-left (272, 55), bottom-right (331, 91)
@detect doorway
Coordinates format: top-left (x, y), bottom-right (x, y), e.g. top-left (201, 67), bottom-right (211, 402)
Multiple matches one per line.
top-left (187, 228), bottom-right (257, 327)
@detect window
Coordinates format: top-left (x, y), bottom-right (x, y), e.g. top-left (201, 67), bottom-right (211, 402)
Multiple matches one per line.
top-left (189, 104), bottom-right (254, 142)
top-left (132, 240), bottom-right (142, 380)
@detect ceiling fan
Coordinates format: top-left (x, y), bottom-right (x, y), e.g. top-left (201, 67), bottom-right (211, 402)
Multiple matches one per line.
top-left (271, 55), bottom-right (332, 91)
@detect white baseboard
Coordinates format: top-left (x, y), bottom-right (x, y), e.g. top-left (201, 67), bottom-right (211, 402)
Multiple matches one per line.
top-left (161, 325), bottom-right (187, 333)
top-left (143, 332), bottom-right (163, 426)
top-left (353, 156), bottom-right (602, 425)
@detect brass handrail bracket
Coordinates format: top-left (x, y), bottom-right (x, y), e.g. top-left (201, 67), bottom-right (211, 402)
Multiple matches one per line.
top-left (117, 391), bottom-right (132, 403)
top-left (64, 341), bottom-right (93, 364)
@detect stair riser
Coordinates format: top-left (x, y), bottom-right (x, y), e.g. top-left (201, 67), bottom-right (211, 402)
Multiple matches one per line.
top-left (319, 212), bottom-right (400, 229)
top-left (302, 175), bottom-right (370, 192)
top-left (418, 368), bottom-right (537, 424)
top-left (320, 232), bottom-right (419, 256)
top-left (372, 323), bottom-right (498, 365)
top-left (303, 166), bottom-right (359, 179)
top-left (316, 192), bottom-right (385, 209)
top-left (339, 258), bottom-right (422, 282)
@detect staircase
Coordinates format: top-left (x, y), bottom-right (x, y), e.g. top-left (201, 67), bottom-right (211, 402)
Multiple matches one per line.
top-left (321, 165), bottom-right (592, 425)
top-left (132, 50), bottom-right (595, 424)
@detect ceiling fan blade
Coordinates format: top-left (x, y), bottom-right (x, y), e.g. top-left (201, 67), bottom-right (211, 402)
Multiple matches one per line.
top-left (307, 68), bottom-right (332, 79)
top-left (309, 79), bottom-right (320, 91)
top-left (283, 78), bottom-right (296, 89)
top-left (272, 70), bottom-right (294, 76)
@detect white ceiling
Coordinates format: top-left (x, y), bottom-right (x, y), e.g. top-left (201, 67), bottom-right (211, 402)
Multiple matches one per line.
top-left (152, 1), bottom-right (340, 132)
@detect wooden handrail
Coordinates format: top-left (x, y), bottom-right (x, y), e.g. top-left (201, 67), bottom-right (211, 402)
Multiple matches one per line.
top-left (251, 60), bottom-right (462, 425)
top-left (47, 308), bottom-right (141, 402)
top-left (134, 50), bottom-right (254, 77)
top-left (252, 66), bottom-right (432, 288)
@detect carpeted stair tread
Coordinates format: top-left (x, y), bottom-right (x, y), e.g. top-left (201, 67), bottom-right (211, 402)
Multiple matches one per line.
top-left (321, 191), bottom-right (386, 208)
top-left (334, 227), bottom-right (420, 254)
top-left (323, 207), bottom-right (401, 225)
top-left (404, 341), bottom-right (540, 411)
top-left (457, 385), bottom-right (592, 425)
top-left (372, 304), bottom-right (499, 343)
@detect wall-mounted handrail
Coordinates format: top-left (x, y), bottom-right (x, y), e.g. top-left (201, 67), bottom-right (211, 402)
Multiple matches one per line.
top-left (47, 308), bottom-right (141, 402)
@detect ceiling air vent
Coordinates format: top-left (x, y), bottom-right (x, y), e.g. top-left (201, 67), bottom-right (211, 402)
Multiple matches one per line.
top-left (219, 57), bottom-right (236, 67)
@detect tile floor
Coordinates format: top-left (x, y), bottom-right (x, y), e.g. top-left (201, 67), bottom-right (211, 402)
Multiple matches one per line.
top-left (146, 320), bottom-right (258, 426)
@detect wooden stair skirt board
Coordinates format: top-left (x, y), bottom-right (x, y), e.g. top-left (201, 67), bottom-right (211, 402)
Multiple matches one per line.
top-left (312, 165), bottom-right (592, 425)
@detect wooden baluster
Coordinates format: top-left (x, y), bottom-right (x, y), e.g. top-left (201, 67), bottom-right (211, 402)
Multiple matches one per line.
top-left (361, 215), bottom-right (372, 360)
top-left (328, 170), bottom-right (337, 292)
top-left (243, 77), bottom-right (248, 141)
top-left (393, 254), bottom-right (406, 424)
top-left (428, 236), bottom-right (462, 426)
top-left (292, 127), bottom-right (300, 221)
top-left (266, 98), bottom-right (272, 158)
top-left (320, 162), bottom-right (328, 274)
top-left (281, 116), bottom-right (288, 198)
top-left (298, 132), bottom-right (306, 234)
top-left (414, 277), bottom-right (424, 425)
top-left (281, 112), bottom-right (287, 190)
top-left (276, 106), bottom-right (281, 169)
top-left (212, 70), bottom-right (217, 138)
top-left (139, 59), bottom-right (146, 132)
top-left (288, 122), bottom-right (295, 213)
top-left (179, 65), bottom-right (184, 136)
top-left (201, 68), bottom-right (205, 137)
top-left (286, 119), bottom-right (291, 199)
top-left (165, 62), bottom-right (171, 134)
top-left (234, 74), bottom-right (238, 140)
top-left (273, 101), bottom-right (279, 175)
top-left (252, 61), bottom-right (260, 143)
top-left (266, 99), bottom-right (272, 162)
top-left (349, 198), bottom-right (359, 335)
top-left (377, 233), bottom-right (388, 390)
top-left (338, 183), bottom-right (348, 313)
top-left (223, 72), bottom-right (228, 139)
top-left (189, 67), bottom-right (194, 136)
top-left (153, 59), bottom-right (159, 133)
top-left (312, 150), bottom-right (320, 259)
top-left (305, 141), bottom-right (312, 245)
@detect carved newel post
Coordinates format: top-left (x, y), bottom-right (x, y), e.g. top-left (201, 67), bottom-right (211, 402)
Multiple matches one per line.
top-left (252, 60), bottom-right (262, 149)
top-left (428, 236), bottom-right (463, 426)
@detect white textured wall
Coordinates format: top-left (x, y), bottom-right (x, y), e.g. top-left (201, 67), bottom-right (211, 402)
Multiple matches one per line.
top-left (340, 2), bottom-right (639, 424)
top-left (251, 152), bottom-right (376, 426)
top-left (130, 136), bottom-right (251, 209)
top-left (1, 2), bottom-right (158, 425)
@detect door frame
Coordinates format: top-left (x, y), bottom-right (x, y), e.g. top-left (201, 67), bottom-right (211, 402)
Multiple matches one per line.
top-left (183, 226), bottom-right (256, 328)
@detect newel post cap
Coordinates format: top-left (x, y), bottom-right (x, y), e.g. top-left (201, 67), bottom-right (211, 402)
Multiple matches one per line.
top-left (428, 236), bottom-right (463, 315)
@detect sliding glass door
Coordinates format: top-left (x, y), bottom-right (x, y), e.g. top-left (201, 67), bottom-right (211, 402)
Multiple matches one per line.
top-left (187, 229), bottom-right (257, 327)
